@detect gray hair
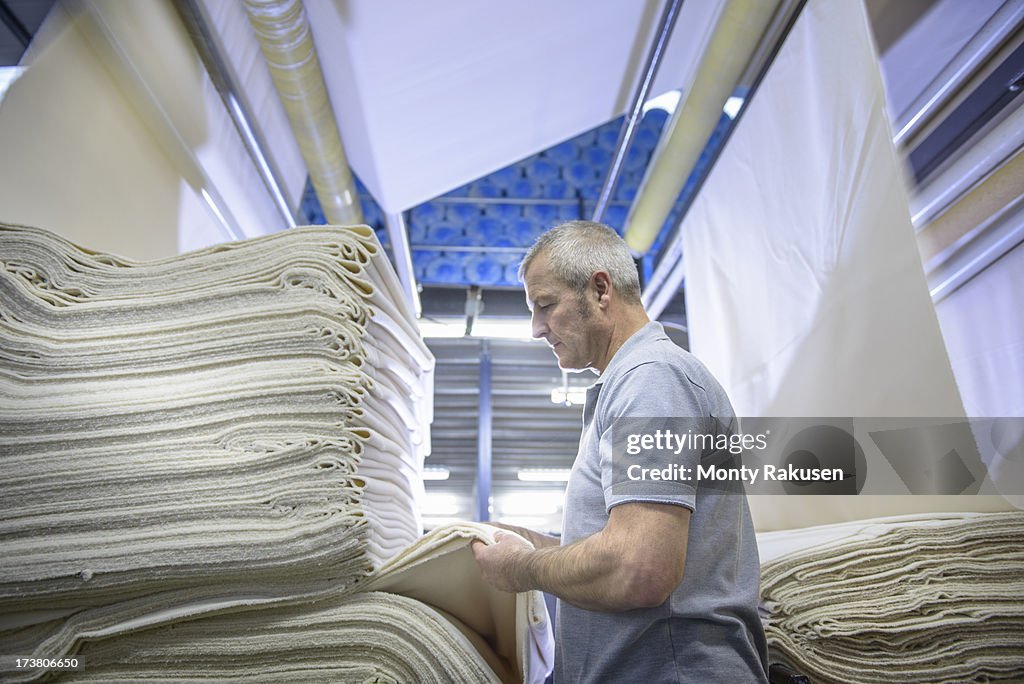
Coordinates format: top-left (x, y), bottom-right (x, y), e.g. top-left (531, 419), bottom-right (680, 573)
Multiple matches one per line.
top-left (518, 220), bottom-right (642, 303)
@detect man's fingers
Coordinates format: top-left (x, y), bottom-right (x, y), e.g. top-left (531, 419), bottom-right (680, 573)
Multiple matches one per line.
top-left (470, 539), bottom-right (487, 559)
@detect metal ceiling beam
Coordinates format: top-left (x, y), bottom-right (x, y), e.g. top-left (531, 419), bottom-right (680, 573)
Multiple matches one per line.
top-left (0, 0), bottom-right (31, 48)
top-left (173, 0), bottom-right (297, 230)
top-left (592, 0), bottom-right (683, 224)
top-left (892, 0), bottom-right (1024, 149)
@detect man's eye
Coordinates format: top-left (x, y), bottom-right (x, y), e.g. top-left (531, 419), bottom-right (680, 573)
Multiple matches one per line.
top-left (538, 303), bottom-right (552, 311)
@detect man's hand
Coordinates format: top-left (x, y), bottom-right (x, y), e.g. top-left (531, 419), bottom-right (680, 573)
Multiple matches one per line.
top-left (471, 531), bottom-right (535, 593)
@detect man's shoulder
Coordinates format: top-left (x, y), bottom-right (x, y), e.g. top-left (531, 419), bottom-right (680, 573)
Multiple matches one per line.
top-left (600, 345), bottom-right (732, 421)
top-left (605, 332), bottom-right (712, 389)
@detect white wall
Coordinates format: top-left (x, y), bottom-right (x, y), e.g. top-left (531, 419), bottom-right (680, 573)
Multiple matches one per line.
top-left (0, 6), bottom-right (189, 259)
top-left (0, 2), bottom-right (304, 261)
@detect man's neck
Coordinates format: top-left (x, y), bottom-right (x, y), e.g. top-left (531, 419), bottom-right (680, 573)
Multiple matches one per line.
top-left (595, 307), bottom-right (651, 373)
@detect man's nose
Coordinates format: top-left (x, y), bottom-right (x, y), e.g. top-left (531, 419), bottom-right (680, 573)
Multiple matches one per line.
top-left (531, 313), bottom-right (546, 339)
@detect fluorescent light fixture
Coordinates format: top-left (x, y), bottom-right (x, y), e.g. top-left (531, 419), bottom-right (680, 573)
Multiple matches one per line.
top-left (422, 466), bottom-right (450, 481)
top-left (418, 317), bottom-right (535, 340)
top-left (551, 387), bottom-right (587, 405)
top-left (723, 96), bottom-right (745, 119)
top-left (643, 89), bottom-right (682, 116)
top-left (421, 492), bottom-right (461, 516)
top-left (497, 491), bottom-right (563, 516)
top-left (0, 67), bottom-right (26, 105)
top-left (518, 468), bottom-right (572, 482)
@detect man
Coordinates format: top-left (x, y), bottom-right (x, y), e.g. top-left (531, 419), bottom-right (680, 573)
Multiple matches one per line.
top-left (472, 221), bottom-right (768, 683)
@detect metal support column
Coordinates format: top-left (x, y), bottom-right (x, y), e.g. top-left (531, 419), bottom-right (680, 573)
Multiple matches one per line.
top-left (174, 0), bottom-right (298, 230)
top-left (384, 211), bottom-right (422, 317)
top-left (475, 340), bottom-right (493, 522)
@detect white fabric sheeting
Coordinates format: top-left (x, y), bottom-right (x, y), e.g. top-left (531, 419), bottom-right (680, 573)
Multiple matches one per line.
top-left (934, 240), bottom-right (1024, 417)
top-left (679, 0), bottom-right (1016, 529)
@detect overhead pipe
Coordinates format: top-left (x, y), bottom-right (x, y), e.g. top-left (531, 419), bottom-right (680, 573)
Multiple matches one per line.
top-left (242, 0), bottom-right (363, 226)
top-left (623, 0), bottom-right (780, 255)
top-left (592, 0), bottom-right (683, 224)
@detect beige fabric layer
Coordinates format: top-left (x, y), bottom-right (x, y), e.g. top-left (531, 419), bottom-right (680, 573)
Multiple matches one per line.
top-left (759, 512), bottom-right (1024, 683)
top-left (61, 592), bottom-right (502, 683)
top-left (369, 523), bottom-right (555, 684)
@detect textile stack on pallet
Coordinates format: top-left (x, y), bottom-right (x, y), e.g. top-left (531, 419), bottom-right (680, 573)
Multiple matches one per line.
top-left (0, 223), bottom-right (550, 682)
top-left (758, 512), bottom-right (1024, 683)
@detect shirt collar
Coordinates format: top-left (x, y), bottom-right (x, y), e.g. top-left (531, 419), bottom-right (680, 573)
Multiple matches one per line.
top-left (593, 321), bottom-right (665, 386)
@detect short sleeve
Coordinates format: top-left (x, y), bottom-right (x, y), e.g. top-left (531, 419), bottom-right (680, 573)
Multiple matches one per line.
top-left (598, 361), bottom-right (708, 513)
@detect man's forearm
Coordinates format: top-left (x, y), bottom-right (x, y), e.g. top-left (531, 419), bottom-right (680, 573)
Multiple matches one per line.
top-left (514, 534), bottom-right (641, 611)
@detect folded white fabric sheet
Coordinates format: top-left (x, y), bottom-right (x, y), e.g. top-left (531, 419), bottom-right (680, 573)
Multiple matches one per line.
top-left (758, 512), bottom-right (1024, 683)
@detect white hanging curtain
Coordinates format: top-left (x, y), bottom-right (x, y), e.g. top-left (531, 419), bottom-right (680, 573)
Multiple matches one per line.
top-left (681, 0), bottom-right (1013, 529)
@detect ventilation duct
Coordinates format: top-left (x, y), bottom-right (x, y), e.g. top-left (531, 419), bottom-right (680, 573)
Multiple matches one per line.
top-left (243, 0), bottom-right (363, 225)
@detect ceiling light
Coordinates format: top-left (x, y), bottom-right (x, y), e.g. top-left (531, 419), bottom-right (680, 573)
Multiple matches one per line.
top-left (497, 491), bottom-right (563, 517)
top-left (643, 89), bottom-right (682, 116)
top-left (499, 515), bottom-right (560, 531)
top-left (418, 317), bottom-right (535, 340)
top-left (421, 492), bottom-right (461, 516)
top-left (551, 387), bottom-right (587, 405)
top-left (723, 96), bottom-right (745, 119)
top-left (0, 67), bottom-right (26, 106)
top-left (422, 466), bottom-right (450, 481)
top-left (518, 468), bottom-right (572, 482)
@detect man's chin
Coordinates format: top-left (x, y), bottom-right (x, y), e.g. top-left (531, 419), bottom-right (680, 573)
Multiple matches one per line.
top-left (554, 354), bottom-right (580, 371)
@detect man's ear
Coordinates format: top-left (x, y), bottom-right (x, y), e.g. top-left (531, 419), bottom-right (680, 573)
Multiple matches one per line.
top-left (592, 271), bottom-right (612, 305)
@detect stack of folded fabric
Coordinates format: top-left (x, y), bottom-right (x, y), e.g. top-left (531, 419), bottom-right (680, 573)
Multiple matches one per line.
top-left (758, 512), bottom-right (1024, 683)
top-left (0, 223), bottom-right (438, 676)
top-left (62, 592), bottom-right (505, 683)
top-left (60, 523), bottom-right (553, 683)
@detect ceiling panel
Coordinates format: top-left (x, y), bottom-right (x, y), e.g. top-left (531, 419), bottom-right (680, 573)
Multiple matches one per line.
top-left (304, 0), bottom-right (725, 212)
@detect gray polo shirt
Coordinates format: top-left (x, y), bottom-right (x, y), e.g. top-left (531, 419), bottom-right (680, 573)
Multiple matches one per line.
top-left (555, 322), bottom-right (768, 683)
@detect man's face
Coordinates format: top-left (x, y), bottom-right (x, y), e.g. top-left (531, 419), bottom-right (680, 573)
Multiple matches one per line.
top-left (523, 253), bottom-right (600, 371)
